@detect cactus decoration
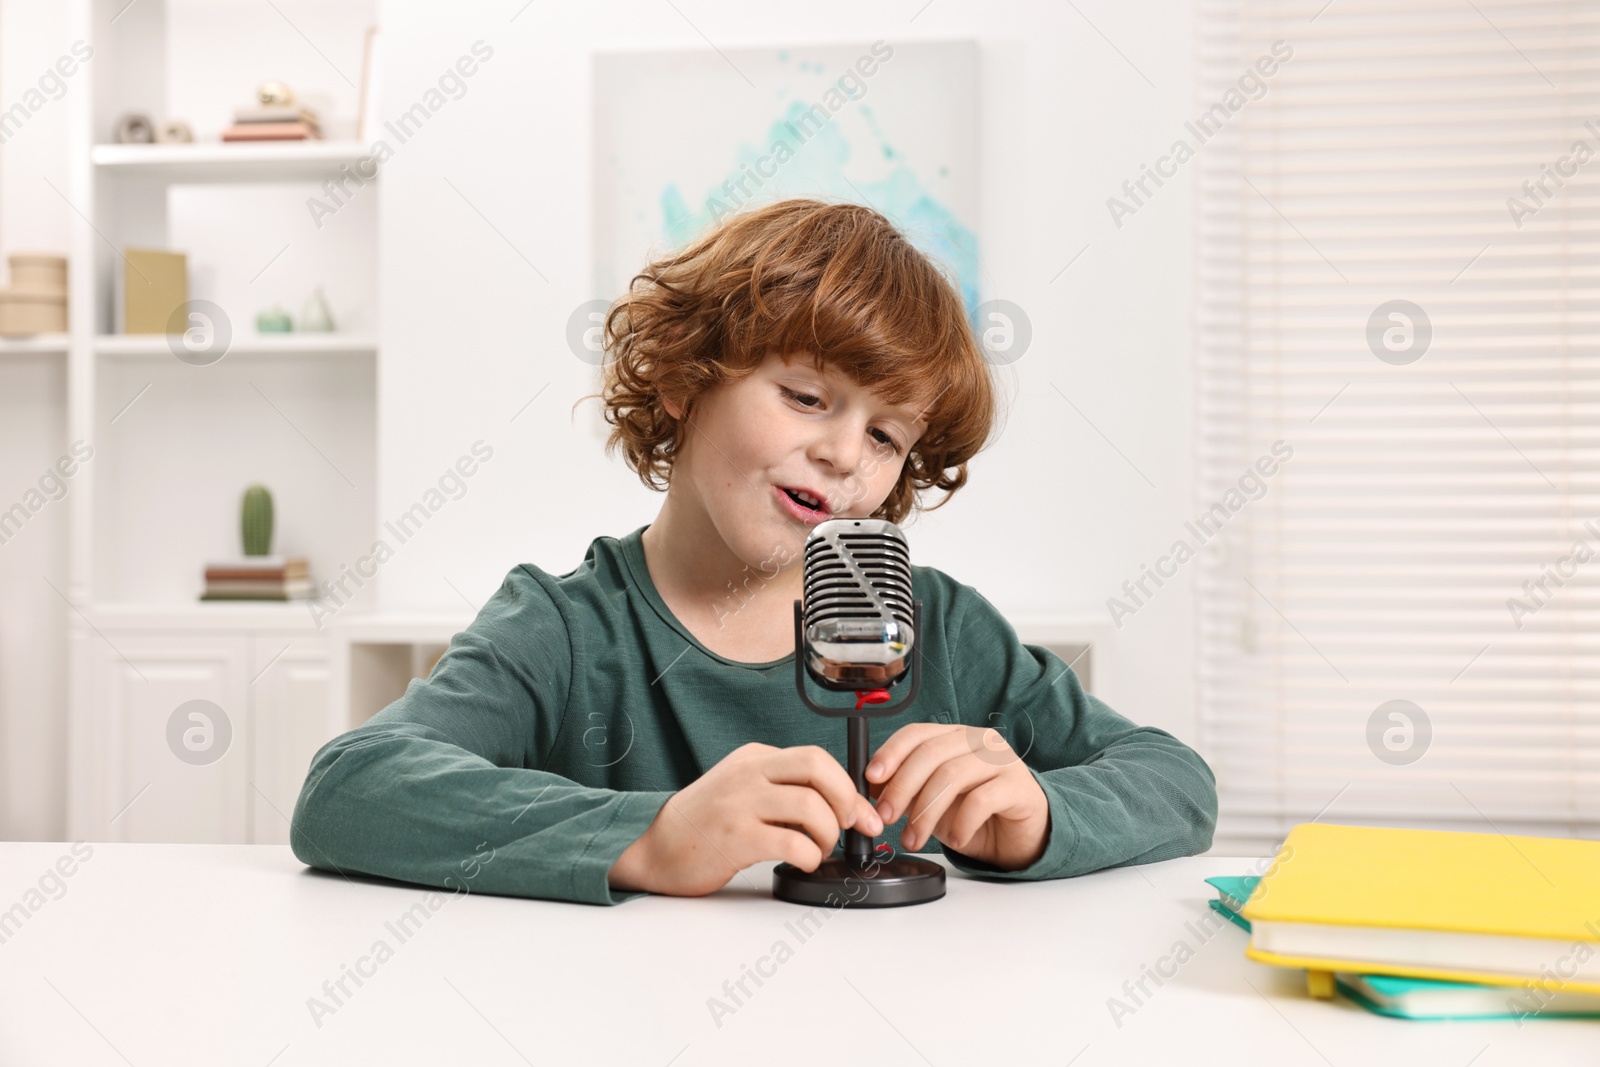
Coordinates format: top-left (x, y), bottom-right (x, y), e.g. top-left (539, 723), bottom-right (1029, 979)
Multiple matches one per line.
top-left (241, 484), bottom-right (274, 557)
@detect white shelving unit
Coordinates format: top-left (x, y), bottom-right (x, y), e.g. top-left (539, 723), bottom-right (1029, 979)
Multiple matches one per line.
top-left (0, 334), bottom-right (72, 356)
top-left (62, 0), bottom-right (383, 845)
top-left (324, 612), bottom-right (474, 734)
top-left (91, 140), bottom-right (377, 183)
top-left (94, 332), bottom-right (377, 358)
top-left (84, 601), bottom-right (331, 630)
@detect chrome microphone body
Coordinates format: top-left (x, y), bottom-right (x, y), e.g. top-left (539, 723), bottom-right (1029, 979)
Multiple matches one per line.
top-left (795, 518), bottom-right (920, 707)
top-left (792, 519), bottom-right (923, 869)
top-left (774, 517), bottom-right (944, 905)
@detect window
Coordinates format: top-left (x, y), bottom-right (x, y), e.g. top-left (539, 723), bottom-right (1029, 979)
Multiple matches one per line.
top-left (1196, 0), bottom-right (1600, 851)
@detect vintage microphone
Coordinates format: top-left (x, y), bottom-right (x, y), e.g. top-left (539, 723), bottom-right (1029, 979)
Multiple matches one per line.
top-left (772, 518), bottom-right (946, 907)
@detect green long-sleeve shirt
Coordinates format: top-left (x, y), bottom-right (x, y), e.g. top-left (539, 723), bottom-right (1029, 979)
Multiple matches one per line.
top-left (290, 525), bottom-right (1216, 905)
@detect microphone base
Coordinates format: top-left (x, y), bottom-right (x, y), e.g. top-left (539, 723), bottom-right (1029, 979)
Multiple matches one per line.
top-left (772, 855), bottom-right (946, 908)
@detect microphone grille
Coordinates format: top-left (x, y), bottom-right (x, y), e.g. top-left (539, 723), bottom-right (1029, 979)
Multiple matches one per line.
top-left (802, 521), bottom-right (913, 632)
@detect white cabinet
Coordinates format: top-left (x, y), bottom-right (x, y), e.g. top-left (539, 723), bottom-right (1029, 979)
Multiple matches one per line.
top-left (249, 637), bottom-right (332, 845)
top-left (93, 635), bottom-right (250, 844)
top-left (74, 613), bottom-right (329, 844)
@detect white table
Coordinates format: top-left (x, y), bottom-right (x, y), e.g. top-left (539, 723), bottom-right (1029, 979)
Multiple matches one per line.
top-left (0, 844), bottom-right (1592, 1065)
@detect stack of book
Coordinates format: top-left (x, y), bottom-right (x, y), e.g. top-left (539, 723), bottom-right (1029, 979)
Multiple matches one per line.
top-left (221, 105), bottom-right (322, 142)
top-left (201, 556), bottom-right (314, 601)
top-left (1208, 822), bottom-right (1600, 1020)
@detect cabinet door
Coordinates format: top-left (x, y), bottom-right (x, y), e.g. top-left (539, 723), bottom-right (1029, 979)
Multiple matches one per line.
top-left (248, 636), bottom-right (331, 845)
top-left (93, 635), bottom-right (250, 843)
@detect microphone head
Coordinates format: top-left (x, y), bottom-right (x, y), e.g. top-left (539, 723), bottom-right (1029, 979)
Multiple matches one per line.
top-left (801, 518), bottom-right (915, 692)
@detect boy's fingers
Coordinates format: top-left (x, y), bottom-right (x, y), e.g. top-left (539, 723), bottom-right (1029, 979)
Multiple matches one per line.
top-left (902, 759), bottom-right (989, 848)
top-left (938, 776), bottom-right (1012, 852)
top-left (847, 795), bottom-right (884, 836)
top-left (865, 722), bottom-right (956, 786)
top-left (760, 785), bottom-right (850, 854)
top-left (756, 825), bottom-right (825, 872)
top-left (872, 728), bottom-right (983, 823)
top-left (764, 745), bottom-right (883, 833)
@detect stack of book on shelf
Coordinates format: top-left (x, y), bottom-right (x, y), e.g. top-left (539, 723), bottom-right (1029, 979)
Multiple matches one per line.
top-left (201, 556), bottom-right (313, 601)
top-left (1206, 822), bottom-right (1600, 1021)
top-left (221, 104), bottom-right (322, 142)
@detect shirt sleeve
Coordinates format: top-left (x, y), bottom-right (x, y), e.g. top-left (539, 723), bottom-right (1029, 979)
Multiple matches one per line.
top-left (289, 565), bottom-right (673, 906)
top-left (931, 583), bottom-right (1217, 881)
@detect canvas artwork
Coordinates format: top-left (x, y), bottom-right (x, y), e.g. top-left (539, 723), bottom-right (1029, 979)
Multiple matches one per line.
top-left (591, 39), bottom-right (980, 322)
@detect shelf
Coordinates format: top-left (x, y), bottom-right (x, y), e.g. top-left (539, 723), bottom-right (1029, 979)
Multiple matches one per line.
top-left (325, 611), bottom-right (475, 644)
top-left (95, 333), bottom-right (377, 359)
top-left (0, 334), bottom-right (70, 356)
top-left (84, 601), bottom-right (326, 631)
top-left (91, 141), bottom-right (378, 184)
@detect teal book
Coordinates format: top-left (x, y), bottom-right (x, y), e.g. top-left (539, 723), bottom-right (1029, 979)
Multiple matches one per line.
top-left (1205, 875), bottom-right (1257, 920)
top-left (1204, 874), bottom-right (1255, 933)
top-left (1337, 972), bottom-right (1600, 1021)
top-left (1203, 874), bottom-right (1600, 1021)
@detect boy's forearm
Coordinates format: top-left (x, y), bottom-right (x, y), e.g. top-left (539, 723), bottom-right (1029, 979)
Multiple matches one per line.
top-left (1047, 729), bottom-right (1217, 874)
top-left (291, 722), bottom-right (674, 905)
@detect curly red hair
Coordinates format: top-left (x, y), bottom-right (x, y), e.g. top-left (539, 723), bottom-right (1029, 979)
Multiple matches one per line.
top-left (583, 198), bottom-right (996, 523)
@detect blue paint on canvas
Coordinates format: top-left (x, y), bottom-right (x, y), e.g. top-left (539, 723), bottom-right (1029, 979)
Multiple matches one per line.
top-left (658, 96), bottom-right (979, 328)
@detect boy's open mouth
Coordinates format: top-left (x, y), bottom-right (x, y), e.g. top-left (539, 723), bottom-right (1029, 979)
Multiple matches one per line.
top-left (780, 486), bottom-right (827, 513)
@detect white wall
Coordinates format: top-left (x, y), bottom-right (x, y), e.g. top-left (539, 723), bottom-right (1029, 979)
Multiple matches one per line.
top-left (0, 0), bottom-right (1201, 838)
top-left (372, 2), bottom-right (1199, 743)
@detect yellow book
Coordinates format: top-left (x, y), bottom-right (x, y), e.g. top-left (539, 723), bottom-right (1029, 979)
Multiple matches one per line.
top-left (1241, 823), bottom-right (1600, 995)
top-left (122, 247), bottom-right (188, 334)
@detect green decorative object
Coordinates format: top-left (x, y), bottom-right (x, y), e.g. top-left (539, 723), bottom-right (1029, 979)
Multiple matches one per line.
top-left (301, 285), bottom-right (334, 332)
top-left (242, 484), bottom-right (274, 556)
top-left (256, 304), bottom-right (292, 333)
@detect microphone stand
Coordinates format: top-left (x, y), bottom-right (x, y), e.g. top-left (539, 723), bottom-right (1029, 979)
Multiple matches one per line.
top-left (842, 695), bottom-right (884, 869)
top-left (772, 597), bottom-right (947, 908)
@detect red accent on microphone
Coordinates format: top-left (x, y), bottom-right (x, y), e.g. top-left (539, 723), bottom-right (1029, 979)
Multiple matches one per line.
top-left (855, 688), bottom-right (892, 710)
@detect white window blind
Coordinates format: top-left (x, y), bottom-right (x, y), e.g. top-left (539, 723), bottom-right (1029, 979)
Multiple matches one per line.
top-left (1196, 0), bottom-right (1600, 852)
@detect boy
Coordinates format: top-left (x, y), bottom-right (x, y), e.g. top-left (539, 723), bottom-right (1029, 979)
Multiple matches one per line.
top-left (290, 199), bottom-right (1217, 905)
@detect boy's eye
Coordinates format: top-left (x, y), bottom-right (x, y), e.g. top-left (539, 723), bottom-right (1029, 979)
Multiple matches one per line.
top-left (783, 387), bottom-right (904, 456)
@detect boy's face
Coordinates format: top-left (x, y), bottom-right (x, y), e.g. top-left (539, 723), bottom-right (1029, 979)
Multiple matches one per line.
top-left (664, 349), bottom-right (928, 563)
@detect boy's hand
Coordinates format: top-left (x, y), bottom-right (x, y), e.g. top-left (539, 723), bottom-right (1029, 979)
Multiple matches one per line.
top-left (608, 742), bottom-right (885, 897)
top-left (866, 723), bottom-right (1050, 871)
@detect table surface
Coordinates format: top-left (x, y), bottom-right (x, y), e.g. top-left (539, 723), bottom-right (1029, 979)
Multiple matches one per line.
top-left (0, 844), bottom-right (1592, 1066)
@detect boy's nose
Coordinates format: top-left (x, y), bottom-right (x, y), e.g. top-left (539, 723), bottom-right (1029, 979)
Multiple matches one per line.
top-left (810, 425), bottom-right (865, 483)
